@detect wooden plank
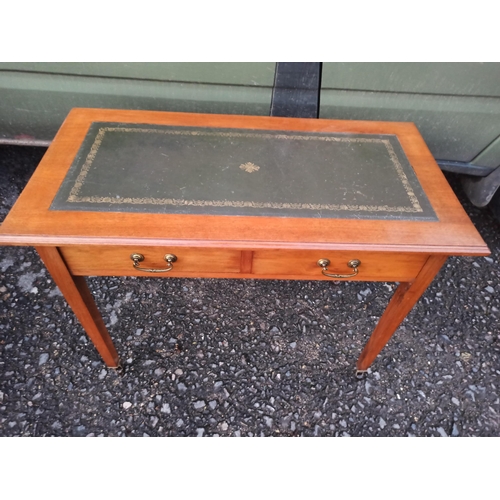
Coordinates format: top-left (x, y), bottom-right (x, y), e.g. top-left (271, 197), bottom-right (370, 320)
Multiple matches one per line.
top-left (240, 250), bottom-right (253, 273)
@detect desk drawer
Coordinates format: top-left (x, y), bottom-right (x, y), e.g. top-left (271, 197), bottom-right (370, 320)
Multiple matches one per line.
top-left (59, 246), bottom-right (242, 276)
top-left (251, 250), bottom-right (428, 282)
top-left (60, 246), bottom-right (429, 282)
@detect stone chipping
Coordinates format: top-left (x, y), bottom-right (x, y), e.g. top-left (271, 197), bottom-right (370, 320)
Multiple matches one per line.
top-left (0, 145), bottom-right (499, 437)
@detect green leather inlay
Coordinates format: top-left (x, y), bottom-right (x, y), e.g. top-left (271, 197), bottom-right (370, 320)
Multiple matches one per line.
top-left (50, 122), bottom-right (437, 221)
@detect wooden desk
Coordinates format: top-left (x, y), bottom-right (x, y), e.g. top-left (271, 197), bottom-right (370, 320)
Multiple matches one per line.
top-left (0, 108), bottom-right (489, 375)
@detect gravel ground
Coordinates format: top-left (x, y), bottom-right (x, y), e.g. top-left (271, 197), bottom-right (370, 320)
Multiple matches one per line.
top-left (1, 145), bottom-right (499, 437)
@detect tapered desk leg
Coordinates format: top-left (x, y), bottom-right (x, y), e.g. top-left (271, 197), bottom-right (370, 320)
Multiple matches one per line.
top-left (36, 246), bottom-right (120, 367)
top-left (356, 255), bottom-right (448, 372)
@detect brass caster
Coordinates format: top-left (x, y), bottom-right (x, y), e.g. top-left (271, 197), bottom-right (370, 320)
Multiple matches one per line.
top-left (110, 360), bottom-right (125, 376)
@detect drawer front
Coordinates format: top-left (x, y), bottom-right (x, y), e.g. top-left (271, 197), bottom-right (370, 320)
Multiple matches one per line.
top-left (60, 246), bottom-right (242, 276)
top-left (251, 250), bottom-right (428, 282)
top-left (60, 246), bottom-right (429, 282)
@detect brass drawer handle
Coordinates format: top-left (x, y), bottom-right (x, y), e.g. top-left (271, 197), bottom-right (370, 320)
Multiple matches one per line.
top-left (130, 253), bottom-right (177, 273)
top-left (317, 258), bottom-right (361, 278)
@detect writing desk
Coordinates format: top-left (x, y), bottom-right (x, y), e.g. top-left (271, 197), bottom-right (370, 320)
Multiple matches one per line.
top-left (0, 108), bottom-right (489, 375)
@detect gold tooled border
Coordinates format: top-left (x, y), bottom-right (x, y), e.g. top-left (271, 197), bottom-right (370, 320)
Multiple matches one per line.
top-left (67, 126), bottom-right (423, 213)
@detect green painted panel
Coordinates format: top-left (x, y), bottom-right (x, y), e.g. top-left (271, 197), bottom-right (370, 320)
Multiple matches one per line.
top-left (322, 63), bottom-right (500, 97)
top-left (0, 62), bottom-right (276, 87)
top-left (0, 71), bottom-right (272, 141)
top-left (319, 89), bottom-right (500, 162)
top-left (471, 136), bottom-right (500, 168)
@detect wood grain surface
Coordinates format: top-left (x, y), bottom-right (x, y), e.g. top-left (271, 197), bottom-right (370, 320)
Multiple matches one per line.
top-left (59, 245), bottom-right (427, 282)
top-left (36, 246), bottom-right (120, 367)
top-left (356, 255), bottom-right (449, 371)
top-left (0, 109), bottom-right (490, 370)
top-left (0, 108), bottom-right (489, 256)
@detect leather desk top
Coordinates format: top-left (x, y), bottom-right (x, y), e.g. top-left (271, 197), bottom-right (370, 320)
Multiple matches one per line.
top-left (50, 122), bottom-right (437, 221)
top-left (0, 108), bottom-right (489, 256)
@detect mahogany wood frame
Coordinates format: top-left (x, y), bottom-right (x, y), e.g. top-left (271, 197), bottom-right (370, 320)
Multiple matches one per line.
top-left (0, 108), bottom-right (490, 374)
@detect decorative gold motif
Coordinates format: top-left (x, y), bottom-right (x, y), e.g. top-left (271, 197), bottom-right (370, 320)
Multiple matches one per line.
top-left (239, 162), bottom-right (260, 173)
top-left (72, 195), bottom-right (422, 213)
top-left (382, 140), bottom-right (421, 211)
top-left (66, 126), bottom-right (425, 214)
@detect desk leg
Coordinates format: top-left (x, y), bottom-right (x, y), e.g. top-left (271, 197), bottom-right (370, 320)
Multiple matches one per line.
top-left (356, 255), bottom-right (447, 372)
top-left (36, 246), bottom-right (120, 368)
